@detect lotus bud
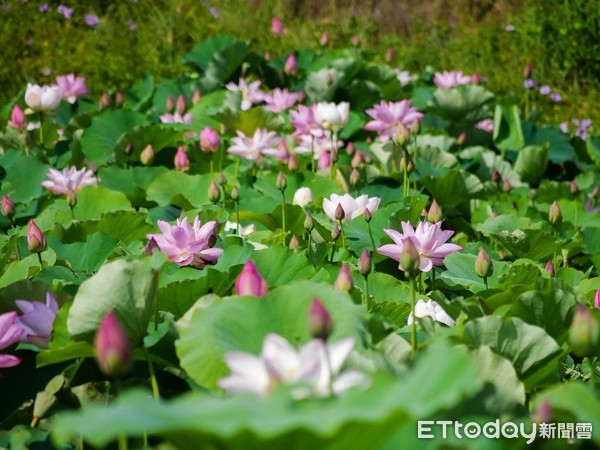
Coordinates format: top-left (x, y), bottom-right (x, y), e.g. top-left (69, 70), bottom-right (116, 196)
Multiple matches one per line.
top-left (218, 172), bottom-right (227, 186)
top-left (308, 298), bottom-right (333, 340)
top-left (358, 250), bottom-right (372, 276)
top-left (235, 261), bottom-right (268, 297)
top-left (334, 203), bottom-right (345, 221)
top-left (570, 180), bottom-right (579, 195)
top-left (400, 155), bottom-right (413, 173)
top-left (352, 35), bottom-right (360, 47)
top-left (192, 90), bottom-right (202, 104)
top-left (595, 289), bottom-right (600, 309)
top-left (568, 305), bottom-right (600, 357)
top-left (334, 263), bottom-right (354, 293)
top-left (270, 16), bottom-right (285, 37)
top-left (33, 391), bottom-right (57, 426)
top-left (2, 194), bottom-right (15, 220)
top-left (176, 94), bottom-right (186, 115)
top-left (351, 151), bottom-right (363, 168)
top-left (289, 235), bottom-right (299, 250)
top-left (393, 123), bottom-right (410, 145)
top-left (264, 51), bottom-right (271, 61)
top-left (331, 224), bottom-right (340, 241)
top-left (385, 48), bottom-right (395, 62)
top-left (287, 154), bottom-right (299, 172)
top-left (330, 148), bottom-right (339, 163)
top-left (140, 144), bottom-right (154, 165)
top-left (94, 311), bottom-right (132, 377)
top-left (410, 119), bottom-right (420, 135)
top-left (144, 237), bottom-right (158, 256)
top-left (523, 63), bottom-right (533, 79)
top-left (67, 191), bottom-right (77, 208)
top-left (124, 143), bottom-right (133, 155)
top-left (174, 146), bottom-right (190, 171)
top-left (346, 142), bottom-right (355, 155)
top-left (199, 126), bottom-right (220, 153)
top-left (318, 151), bottom-right (331, 170)
top-left (475, 247), bottom-right (494, 279)
top-left (502, 179), bottom-right (511, 192)
top-left (208, 180), bottom-right (221, 203)
top-left (326, 72), bottom-right (333, 85)
top-left (471, 71), bottom-right (481, 85)
top-left (532, 400), bottom-right (552, 424)
top-left (363, 207), bottom-right (372, 223)
top-left (276, 171), bottom-right (287, 192)
top-left (364, 154), bottom-right (372, 164)
top-left (549, 200), bottom-right (562, 226)
top-left (320, 31), bottom-right (329, 46)
top-left (304, 213), bottom-right (314, 232)
top-left (27, 220), bottom-right (46, 254)
top-left (427, 200), bottom-right (442, 224)
top-left (491, 170), bottom-right (501, 183)
top-left (545, 260), bottom-right (555, 277)
top-left (231, 186), bottom-right (239, 201)
top-left (8, 105), bottom-right (26, 130)
top-left (115, 92), bottom-right (124, 106)
top-left (99, 92), bottom-right (111, 109)
top-left (421, 208), bottom-right (428, 217)
top-left (284, 54), bottom-right (297, 76)
top-left (165, 94), bottom-right (175, 112)
top-left (350, 168), bottom-right (361, 186)
top-left (399, 237), bottom-right (420, 276)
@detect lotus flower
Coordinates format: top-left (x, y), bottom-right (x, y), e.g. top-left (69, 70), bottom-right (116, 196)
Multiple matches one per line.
top-left (224, 221), bottom-right (256, 236)
top-left (364, 100), bottom-right (424, 142)
top-left (475, 119), bottom-right (494, 133)
top-left (395, 69), bottom-right (416, 87)
top-left (25, 83), bottom-right (62, 112)
top-left (293, 131), bottom-right (342, 159)
top-left (262, 88), bottom-right (301, 113)
top-left (218, 333), bottom-right (366, 397)
top-left (55, 74), bottom-right (88, 103)
top-left (147, 216), bottom-right (223, 269)
top-left (290, 104), bottom-right (325, 138)
top-left (323, 194), bottom-right (380, 223)
top-left (408, 299), bottom-right (455, 327)
top-left (226, 79), bottom-right (264, 111)
top-left (433, 71), bottom-right (472, 89)
top-left (199, 126), bottom-right (220, 153)
top-left (41, 166), bottom-right (98, 200)
top-left (235, 261), bottom-right (268, 297)
top-left (377, 221), bottom-right (462, 272)
top-left (227, 129), bottom-right (281, 161)
top-left (0, 312), bottom-right (25, 368)
top-left (15, 292), bottom-right (59, 348)
top-left (159, 111), bottom-right (193, 125)
top-left (270, 16), bottom-right (286, 36)
top-left (313, 102), bottom-right (349, 131)
top-left (293, 187), bottom-right (313, 207)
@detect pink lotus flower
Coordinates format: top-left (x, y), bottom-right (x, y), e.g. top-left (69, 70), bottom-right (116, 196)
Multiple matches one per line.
top-left (475, 119), bottom-right (494, 133)
top-left (0, 312), bottom-right (25, 368)
top-left (15, 292), bottom-right (58, 348)
top-left (290, 104), bottom-right (324, 138)
top-left (147, 216), bottom-right (223, 269)
top-left (395, 69), bottom-right (416, 87)
top-left (270, 16), bottom-right (286, 36)
top-left (8, 105), bottom-right (26, 130)
top-left (227, 129), bottom-right (281, 161)
top-left (159, 112), bottom-right (193, 125)
top-left (293, 131), bottom-right (342, 159)
top-left (377, 221), bottom-right (462, 272)
top-left (226, 79), bottom-right (264, 111)
top-left (433, 71), bottom-right (472, 89)
top-left (41, 166), bottom-right (98, 199)
top-left (318, 150), bottom-right (331, 170)
top-left (235, 261), bottom-right (268, 297)
top-left (199, 126), bottom-right (220, 153)
top-left (594, 289), bottom-right (600, 309)
top-left (323, 194), bottom-right (380, 223)
top-left (262, 88), bottom-right (301, 113)
top-left (364, 100), bottom-right (424, 142)
top-left (55, 74), bottom-right (88, 104)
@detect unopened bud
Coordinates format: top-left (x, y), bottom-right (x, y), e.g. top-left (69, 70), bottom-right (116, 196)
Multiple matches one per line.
top-left (94, 311), bottom-right (132, 377)
top-left (235, 261), bottom-right (268, 297)
top-left (350, 168), bottom-right (361, 186)
top-left (218, 172), bottom-right (227, 186)
top-left (334, 203), bottom-right (345, 221)
top-left (334, 263), bottom-right (354, 293)
top-left (570, 180), bottom-right (579, 195)
top-left (358, 250), bottom-right (372, 276)
top-left (289, 235), bottom-right (299, 250)
top-left (346, 142), bottom-right (355, 156)
top-left (523, 63), bottom-right (533, 79)
top-left (208, 180), bottom-right (221, 203)
top-left (352, 35), bottom-right (360, 47)
top-left (385, 48), bottom-right (394, 62)
top-left (2, 194), bottom-right (15, 220)
top-left (115, 92), bottom-right (124, 106)
top-left (287, 154), bottom-right (299, 172)
top-left (165, 94), bottom-right (175, 112)
top-left (363, 207), bottom-right (372, 223)
top-left (308, 298), bottom-right (333, 340)
top-left (427, 200), bottom-right (442, 223)
top-left (320, 31), bottom-right (329, 46)
top-left (351, 151), bottom-right (363, 168)
top-left (568, 305), bottom-right (600, 357)
top-left (532, 400), bottom-right (552, 424)
top-left (124, 143), bottom-right (133, 155)
top-left (545, 260), bottom-right (555, 277)
top-left (471, 72), bottom-right (481, 85)
top-left (457, 132), bottom-right (466, 145)
top-left (399, 237), bottom-right (420, 277)
top-left (276, 171), bottom-right (287, 192)
top-left (284, 54), bottom-right (298, 76)
top-left (394, 123), bottom-right (410, 145)
top-left (99, 92), bottom-right (111, 110)
top-left (174, 146), bottom-right (190, 171)
top-left (192, 90), bottom-right (202, 104)
top-left (475, 247), bottom-right (494, 279)
top-left (595, 289), bottom-right (600, 310)
top-left (304, 214), bottom-right (314, 232)
top-left (410, 119), bottom-right (420, 135)
top-left (502, 179), bottom-right (511, 192)
top-left (231, 186), bottom-right (239, 201)
top-left (549, 200), bottom-right (562, 226)
top-left (27, 220), bottom-right (46, 254)
top-left (140, 144), bottom-right (154, 165)
top-left (176, 94), bottom-right (186, 115)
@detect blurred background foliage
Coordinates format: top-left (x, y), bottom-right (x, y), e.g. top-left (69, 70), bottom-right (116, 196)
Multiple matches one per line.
top-left (0, 0), bottom-right (598, 123)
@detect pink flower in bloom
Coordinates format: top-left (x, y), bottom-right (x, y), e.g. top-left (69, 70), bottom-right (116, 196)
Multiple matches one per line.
top-left (262, 88), bottom-right (301, 113)
top-left (227, 129), bottom-right (281, 161)
top-left (377, 221), bottom-right (462, 273)
top-left (15, 292), bottom-right (59, 348)
top-left (475, 119), bottom-right (494, 133)
top-left (407, 299), bottom-right (455, 327)
top-left (226, 79), bottom-right (264, 111)
top-left (433, 71), bottom-right (472, 89)
top-left (8, 104), bottom-right (26, 130)
top-left (0, 312), bottom-right (25, 368)
top-left (41, 166), bottom-right (98, 199)
top-left (594, 289), bottom-right (600, 309)
top-left (270, 16), bottom-right (286, 36)
top-left (160, 112), bottom-right (193, 125)
top-left (290, 104), bottom-right (324, 138)
top-left (147, 216), bottom-right (223, 269)
top-left (294, 131), bottom-right (342, 160)
top-left (55, 74), bottom-right (88, 103)
top-left (235, 261), bottom-right (268, 297)
top-left (323, 193), bottom-right (380, 223)
top-left (364, 100), bottom-right (424, 142)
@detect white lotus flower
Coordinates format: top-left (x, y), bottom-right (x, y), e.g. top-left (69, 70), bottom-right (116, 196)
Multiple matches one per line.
top-left (322, 193), bottom-right (380, 223)
top-left (25, 83), bottom-right (62, 112)
top-left (293, 187), bottom-right (313, 207)
top-left (407, 299), bottom-right (455, 327)
top-left (313, 102), bottom-right (349, 131)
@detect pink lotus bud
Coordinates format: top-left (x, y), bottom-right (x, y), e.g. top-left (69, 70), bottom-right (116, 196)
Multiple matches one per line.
top-left (99, 92), bottom-right (111, 110)
top-left (363, 207), bottom-right (372, 223)
top-left (421, 208), bottom-right (428, 217)
top-left (351, 151), bottom-right (363, 168)
top-left (174, 146), bottom-right (190, 171)
top-left (208, 180), bottom-right (221, 203)
top-left (287, 154), bottom-right (299, 172)
top-left (192, 90), bottom-right (202, 104)
top-left (2, 194), bottom-right (15, 220)
top-left (352, 35), bottom-right (360, 47)
top-left (115, 92), bottom-right (124, 106)
top-left (264, 51), bottom-right (271, 61)
top-left (199, 126), bottom-right (220, 153)
top-left (318, 151), bottom-right (331, 170)
top-left (350, 168), bottom-right (360, 186)
top-left (218, 172), bottom-right (227, 186)
top-left (545, 260), bottom-right (555, 277)
top-left (94, 311), bottom-right (132, 377)
top-left (334, 263), bottom-right (353, 293)
top-left (346, 141), bottom-right (355, 155)
top-left (549, 200), bottom-right (562, 226)
top-left (385, 48), bottom-right (395, 62)
top-left (176, 94), bottom-right (186, 115)
top-left (284, 54), bottom-right (297, 76)
top-left (358, 250), bottom-right (372, 276)
top-left (471, 72), bottom-right (481, 85)
top-left (8, 105), bottom-right (26, 130)
top-left (331, 224), bottom-right (340, 241)
top-left (144, 237), bottom-right (159, 256)
top-left (393, 122), bottom-right (409, 145)
top-left (595, 289), bottom-right (600, 309)
top-left (334, 203), bottom-right (345, 221)
top-left (427, 200), bottom-right (442, 224)
top-left (304, 213), bottom-right (314, 232)
top-left (570, 180), bottom-right (578, 194)
top-left (532, 400), bottom-right (552, 423)
top-left (235, 261), bottom-right (268, 297)
top-left (165, 94), bottom-right (175, 112)
top-left (124, 143), bottom-right (133, 155)
top-left (308, 298), bottom-right (333, 340)
top-left (399, 237), bottom-right (420, 276)
top-left (231, 186), bottom-right (239, 201)
top-left (475, 247), bottom-right (494, 279)
top-left (27, 220), bottom-right (46, 254)
top-left (568, 305), bottom-right (600, 357)
top-left (271, 16), bottom-right (285, 36)
top-left (457, 132), bottom-right (466, 145)
top-left (140, 144), bottom-right (154, 165)
top-left (502, 179), bottom-right (511, 192)
top-left (289, 235), bottom-right (299, 250)
top-left (523, 63), bottom-right (533, 79)
top-left (276, 171), bottom-right (287, 192)
top-left (320, 31), bottom-right (329, 46)
top-left (491, 170), bottom-right (501, 182)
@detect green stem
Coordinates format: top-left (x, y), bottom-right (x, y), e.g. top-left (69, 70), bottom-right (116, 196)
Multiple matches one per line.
top-left (367, 221), bottom-right (376, 252)
top-left (339, 220), bottom-right (346, 250)
top-left (118, 435), bottom-right (128, 450)
top-left (143, 347), bottom-right (160, 401)
top-left (307, 232), bottom-right (312, 260)
top-left (363, 276), bottom-right (369, 308)
top-left (590, 357), bottom-right (597, 390)
top-left (391, 142), bottom-right (397, 174)
top-left (234, 157), bottom-right (240, 179)
top-left (310, 135), bottom-right (315, 173)
top-left (37, 252), bottom-right (43, 269)
top-left (219, 141), bottom-right (224, 172)
top-left (483, 276), bottom-right (489, 290)
top-left (281, 191), bottom-right (286, 245)
top-left (431, 269), bottom-right (436, 291)
top-left (38, 113), bottom-right (44, 147)
top-left (210, 159), bottom-right (214, 174)
top-left (235, 200), bottom-right (240, 237)
top-left (410, 277), bottom-right (417, 352)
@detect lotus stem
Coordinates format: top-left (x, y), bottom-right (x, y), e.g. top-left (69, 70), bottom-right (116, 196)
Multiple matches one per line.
top-left (143, 347), bottom-right (160, 401)
top-left (410, 277), bottom-right (417, 352)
